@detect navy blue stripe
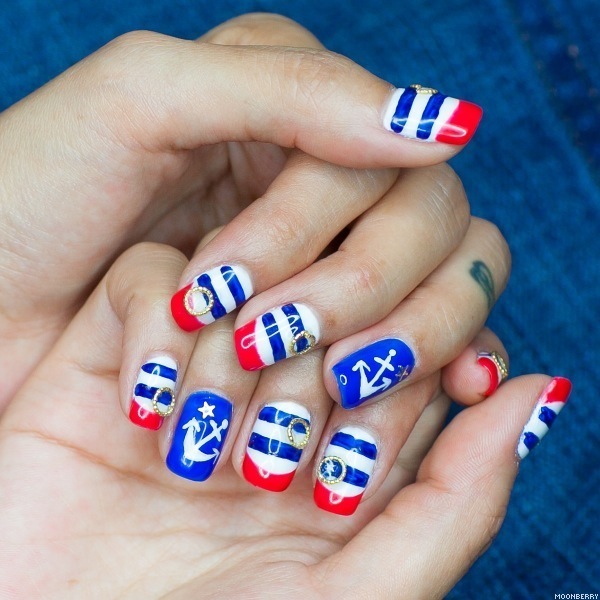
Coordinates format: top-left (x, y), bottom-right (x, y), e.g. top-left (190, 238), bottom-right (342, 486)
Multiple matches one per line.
top-left (258, 406), bottom-right (307, 429)
top-left (197, 273), bottom-right (227, 319)
top-left (390, 87), bottom-right (417, 133)
top-left (330, 432), bottom-right (377, 459)
top-left (281, 304), bottom-right (309, 353)
top-left (248, 432), bottom-right (302, 462)
top-left (262, 312), bottom-right (286, 361)
top-left (134, 383), bottom-right (157, 399)
top-left (523, 431), bottom-right (540, 451)
top-left (141, 362), bottom-right (177, 381)
top-left (539, 406), bottom-right (558, 428)
top-left (221, 265), bottom-right (246, 305)
top-left (417, 92), bottom-right (447, 139)
top-left (344, 465), bottom-right (370, 488)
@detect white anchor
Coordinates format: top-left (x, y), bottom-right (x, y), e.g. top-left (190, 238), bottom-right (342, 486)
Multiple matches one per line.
top-left (182, 414), bottom-right (229, 464)
top-left (352, 349), bottom-right (398, 399)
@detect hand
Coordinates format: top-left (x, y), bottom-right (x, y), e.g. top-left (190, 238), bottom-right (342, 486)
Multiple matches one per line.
top-left (0, 13), bottom-right (483, 406)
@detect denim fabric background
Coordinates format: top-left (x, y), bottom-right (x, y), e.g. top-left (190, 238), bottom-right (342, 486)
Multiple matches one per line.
top-left (1, 0), bottom-right (598, 597)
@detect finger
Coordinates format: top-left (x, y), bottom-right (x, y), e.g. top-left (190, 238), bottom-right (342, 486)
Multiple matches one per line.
top-left (314, 375), bottom-right (572, 598)
top-left (233, 164), bottom-right (470, 370)
top-left (323, 216), bottom-right (511, 409)
top-left (442, 326), bottom-right (509, 405)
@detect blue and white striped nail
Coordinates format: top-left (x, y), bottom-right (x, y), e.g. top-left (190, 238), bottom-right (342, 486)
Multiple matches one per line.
top-left (171, 265), bottom-right (253, 332)
top-left (235, 303), bottom-right (321, 371)
top-left (166, 391), bottom-right (232, 481)
top-left (332, 338), bottom-right (415, 409)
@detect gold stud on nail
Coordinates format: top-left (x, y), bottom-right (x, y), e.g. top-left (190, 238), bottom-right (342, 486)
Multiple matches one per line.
top-left (490, 351), bottom-right (509, 381)
top-left (152, 387), bottom-right (176, 417)
top-left (287, 417), bottom-right (311, 449)
top-left (289, 330), bottom-right (316, 356)
top-left (410, 83), bottom-right (439, 95)
top-left (184, 286), bottom-right (214, 317)
top-left (317, 456), bottom-right (347, 485)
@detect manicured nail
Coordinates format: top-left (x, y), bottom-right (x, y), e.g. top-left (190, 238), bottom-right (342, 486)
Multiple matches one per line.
top-left (234, 303), bottom-right (320, 371)
top-left (314, 427), bottom-right (377, 516)
top-left (332, 338), bottom-right (415, 409)
top-left (171, 265), bottom-right (253, 332)
top-left (477, 351), bottom-right (509, 397)
top-left (243, 402), bottom-right (311, 492)
top-left (383, 84), bottom-right (483, 145)
top-left (166, 391), bottom-right (232, 481)
top-left (129, 356), bottom-right (177, 430)
top-left (517, 377), bottom-right (572, 459)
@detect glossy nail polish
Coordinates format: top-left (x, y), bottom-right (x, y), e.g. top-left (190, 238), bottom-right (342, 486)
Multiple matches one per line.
top-left (314, 427), bottom-right (377, 516)
top-left (517, 377), bottom-right (572, 459)
top-left (171, 265), bottom-right (253, 332)
top-left (129, 356), bottom-right (177, 430)
top-left (477, 351), bottom-right (508, 396)
top-left (383, 85), bottom-right (483, 145)
top-left (243, 402), bottom-right (311, 492)
top-left (235, 303), bottom-right (320, 371)
top-left (166, 391), bottom-right (232, 481)
top-left (332, 338), bottom-right (415, 409)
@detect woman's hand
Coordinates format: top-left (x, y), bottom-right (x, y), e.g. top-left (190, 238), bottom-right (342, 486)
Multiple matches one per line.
top-left (0, 13), bottom-right (483, 406)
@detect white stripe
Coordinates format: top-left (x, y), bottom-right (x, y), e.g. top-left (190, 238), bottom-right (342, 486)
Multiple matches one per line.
top-left (295, 303), bottom-right (321, 345)
top-left (264, 401), bottom-right (310, 421)
top-left (235, 265), bottom-right (254, 301)
top-left (254, 317), bottom-right (275, 366)
top-left (382, 88), bottom-right (405, 132)
top-left (272, 307), bottom-right (295, 359)
top-left (133, 395), bottom-right (153, 411)
top-left (136, 370), bottom-right (176, 390)
top-left (247, 447), bottom-right (298, 475)
top-left (210, 267), bottom-right (237, 313)
top-left (401, 93), bottom-right (431, 138)
top-left (429, 96), bottom-right (459, 140)
top-left (252, 418), bottom-right (289, 442)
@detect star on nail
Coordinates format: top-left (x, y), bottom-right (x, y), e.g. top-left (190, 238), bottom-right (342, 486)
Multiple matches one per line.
top-left (198, 401), bottom-right (215, 419)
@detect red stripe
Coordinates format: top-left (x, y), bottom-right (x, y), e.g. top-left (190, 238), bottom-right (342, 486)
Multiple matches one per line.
top-left (242, 454), bottom-right (295, 492)
top-left (543, 377), bottom-right (572, 404)
top-left (170, 284), bottom-right (206, 332)
top-left (435, 100), bottom-right (483, 145)
top-left (313, 481), bottom-right (363, 516)
top-left (129, 400), bottom-right (163, 430)
top-left (477, 355), bottom-right (501, 397)
top-left (234, 321), bottom-right (265, 371)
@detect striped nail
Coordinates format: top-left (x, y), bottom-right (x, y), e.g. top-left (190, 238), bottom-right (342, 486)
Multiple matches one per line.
top-left (171, 265), bottom-right (253, 332)
top-left (517, 377), bottom-right (572, 459)
top-left (234, 303), bottom-right (320, 371)
top-left (129, 356), bottom-right (178, 430)
top-left (314, 426), bottom-right (377, 516)
top-left (477, 351), bottom-right (508, 397)
top-left (383, 85), bottom-right (483, 145)
top-left (243, 402), bottom-right (311, 492)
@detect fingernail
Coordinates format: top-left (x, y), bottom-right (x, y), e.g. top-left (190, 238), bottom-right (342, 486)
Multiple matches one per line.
top-left (166, 391), bottom-right (232, 481)
top-left (332, 338), bottom-right (415, 409)
top-left (383, 85), bottom-right (483, 145)
top-left (129, 356), bottom-right (178, 430)
top-left (234, 303), bottom-right (320, 371)
top-left (243, 402), bottom-right (311, 492)
top-left (171, 265), bottom-right (253, 332)
top-left (477, 351), bottom-right (509, 397)
top-left (314, 427), bottom-right (377, 516)
top-left (517, 377), bottom-right (572, 459)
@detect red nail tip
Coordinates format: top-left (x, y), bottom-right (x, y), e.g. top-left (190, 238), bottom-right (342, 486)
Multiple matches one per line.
top-left (170, 284), bottom-right (205, 332)
top-left (242, 455), bottom-right (295, 492)
top-left (234, 322), bottom-right (265, 371)
top-left (436, 100), bottom-right (483, 145)
top-left (477, 354), bottom-right (501, 397)
top-left (129, 400), bottom-right (163, 430)
top-left (313, 481), bottom-right (362, 516)
top-left (544, 377), bottom-right (572, 404)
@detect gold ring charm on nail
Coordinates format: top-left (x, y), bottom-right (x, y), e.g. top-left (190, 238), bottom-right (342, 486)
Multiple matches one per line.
top-left (317, 456), bottom-right (347, 485)
top-left (152, 387), bottom-right (176, 417)
top-left (490, 351), bottom-right (509, 381)
top-left (184, 286), bottom-right (214, 317)
top-left (287, 417), bottom-right (311, 449)
top-left (289, 330), bottom-right (316, 356)
top-left (410, 83), bottom-right (439, 95)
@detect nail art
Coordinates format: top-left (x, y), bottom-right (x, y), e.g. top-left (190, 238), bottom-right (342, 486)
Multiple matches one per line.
top-left (314, 427), bottom-right (377, 516)
top-left (383, 84), bottom-right (483, 145)
top-left (332, 338), bottom-right (415, 409)
top-left (243, 402), bottom-right (311, 492)
top-left (477, 351), bottom-right (509, 397)
top-left (171, 265), bottom-right (253, 332)
top-left (129, 356), bottom-right (178, 430)
top-left (166, 391), bottom-right (232, 481)
top-left (517, 377), bottom-right (572, 459)
top-left (235, 303), bottom-right (320, 371)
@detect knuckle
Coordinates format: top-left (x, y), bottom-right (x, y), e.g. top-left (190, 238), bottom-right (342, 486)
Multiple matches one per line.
top-left (341, 251), bottom-right (390, 303)
top-left (474, 218), bottom-right (512, 274)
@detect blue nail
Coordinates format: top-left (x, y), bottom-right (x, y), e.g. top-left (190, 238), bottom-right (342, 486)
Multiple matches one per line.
top-left (332, 338), bottom-right (415, 409)
top-left (166, 391), bottom-right (232, 481)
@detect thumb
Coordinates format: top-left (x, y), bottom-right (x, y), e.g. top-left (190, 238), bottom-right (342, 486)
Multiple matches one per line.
top-left (314, 375), bottom-right (572, 599)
